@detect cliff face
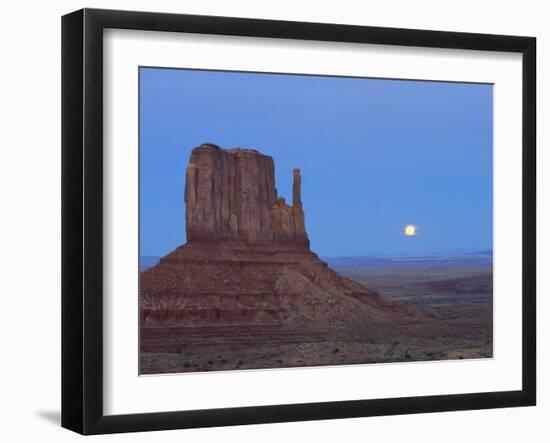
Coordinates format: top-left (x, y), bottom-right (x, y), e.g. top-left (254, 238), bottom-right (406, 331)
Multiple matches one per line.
top-left (184, 144), bottom-right (309, 247)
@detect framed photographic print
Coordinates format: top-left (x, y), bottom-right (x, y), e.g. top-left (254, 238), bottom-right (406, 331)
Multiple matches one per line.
top-left (61, 8), bottom-right (536, 435)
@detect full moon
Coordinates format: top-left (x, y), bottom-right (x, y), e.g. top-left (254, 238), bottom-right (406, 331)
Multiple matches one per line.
top-left (404, 225), bottom-right (416, 236)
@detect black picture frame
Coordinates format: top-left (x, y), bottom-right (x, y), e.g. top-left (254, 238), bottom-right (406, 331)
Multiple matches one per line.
top-left (62, 8), bottom-right (536, 435)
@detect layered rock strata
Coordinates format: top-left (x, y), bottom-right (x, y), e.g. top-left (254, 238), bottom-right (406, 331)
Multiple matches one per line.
top-left (184, 144), bottom-right (309, 247)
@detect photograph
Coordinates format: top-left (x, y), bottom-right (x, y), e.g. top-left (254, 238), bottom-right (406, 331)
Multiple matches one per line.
top-left (138, 67), bottom-right (494, 375)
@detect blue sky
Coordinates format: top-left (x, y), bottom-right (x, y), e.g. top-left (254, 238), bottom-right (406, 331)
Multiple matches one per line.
top-left (140, 67), bottom-right (493, 257)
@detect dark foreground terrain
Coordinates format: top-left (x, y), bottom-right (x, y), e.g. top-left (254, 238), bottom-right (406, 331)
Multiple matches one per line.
top-left (333, 261), bottom-right (493, 359)
top-left (140, 255), bottom-right (492, 374)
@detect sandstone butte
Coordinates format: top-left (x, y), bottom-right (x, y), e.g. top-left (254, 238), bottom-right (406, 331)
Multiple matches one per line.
top-left (184, 143), bottom-right (309, 246)
top-left (140, 143), bottom-right (432, 371)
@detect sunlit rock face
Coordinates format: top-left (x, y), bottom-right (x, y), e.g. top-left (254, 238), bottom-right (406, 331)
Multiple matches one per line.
top-left (184, 143), bottom-right (309, 247)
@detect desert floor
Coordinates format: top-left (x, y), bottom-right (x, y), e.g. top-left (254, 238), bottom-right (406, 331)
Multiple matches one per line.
top-left (140, 262), bottom-right (492, 374)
